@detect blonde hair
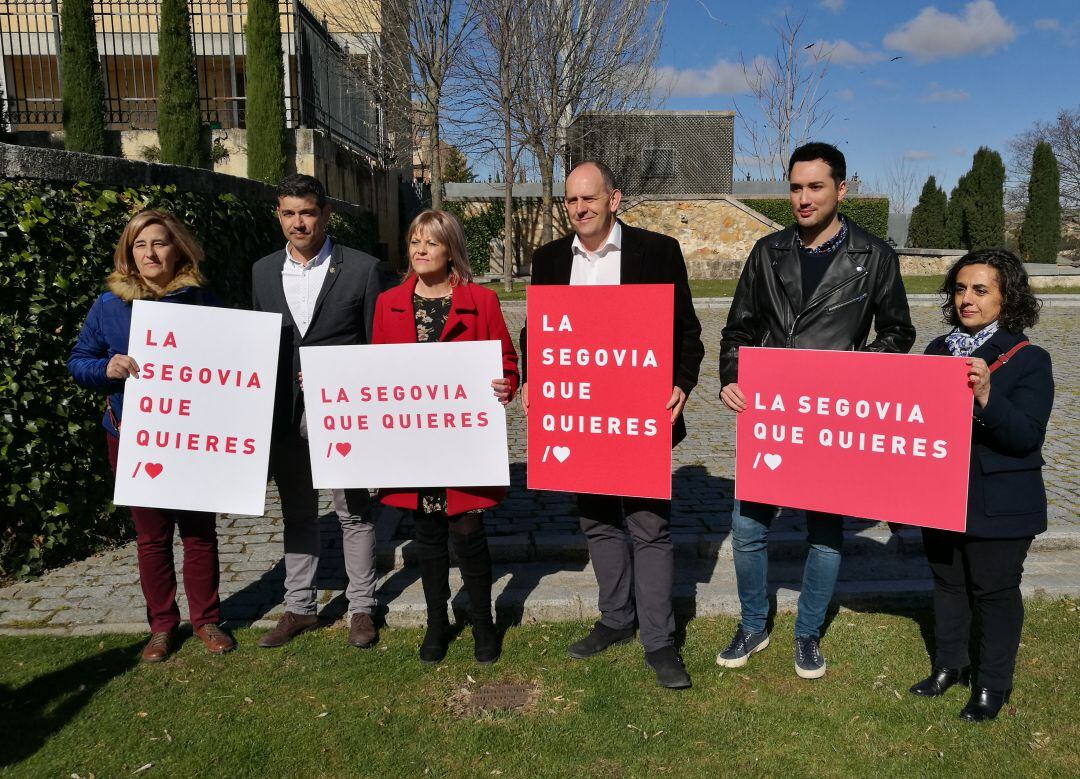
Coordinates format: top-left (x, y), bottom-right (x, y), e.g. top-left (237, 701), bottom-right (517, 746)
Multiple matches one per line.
top-left (113, 209), bottom-right (205, 277)
top-left (405, 209), bottom-right (473, 285)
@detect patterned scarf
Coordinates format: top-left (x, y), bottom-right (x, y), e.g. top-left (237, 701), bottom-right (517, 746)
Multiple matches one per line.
top-left (944, 321), bottom-right (999, 357)
top-left (797, 216), bottom-right (848, 255)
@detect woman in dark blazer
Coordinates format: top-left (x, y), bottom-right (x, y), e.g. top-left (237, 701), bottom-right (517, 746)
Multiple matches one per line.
top-left (910, 248), bottom-right (1053, 721)
top-left (372, 209), bottom-right (519, 665)
top-left (68, 210), bottom-right (234, 662)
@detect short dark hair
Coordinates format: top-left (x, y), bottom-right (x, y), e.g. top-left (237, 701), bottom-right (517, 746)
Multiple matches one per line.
top-left (276, 174), bottom-right (327, 208)
top-left (788, 142), bottom-right (846, 184)
top-left (569, 160), bottom-right (618, 192)
top-left (940, 248), bottom-right (1042, 331)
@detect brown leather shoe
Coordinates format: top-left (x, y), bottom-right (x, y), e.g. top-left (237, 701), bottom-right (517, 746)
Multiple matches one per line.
top-left (258, 612), bottom-right (318, 648)
top-left (141, 629), bottom-right (177, 663)
top-left (348, 612), bottom-right (378, 648)
top-left (194, 624), bottom-right (236, 655)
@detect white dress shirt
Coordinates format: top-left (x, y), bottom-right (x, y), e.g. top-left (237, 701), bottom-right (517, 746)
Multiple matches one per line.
top-left (282, 237), bottom-right (333, 337)
top-left (569, 221), bottom-right (622, 286)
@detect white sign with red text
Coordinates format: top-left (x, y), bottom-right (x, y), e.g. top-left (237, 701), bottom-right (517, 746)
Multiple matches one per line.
top-left (113, 300), bottom-right (281, 515)
top-left (300, 341), bottom-right (510, 489)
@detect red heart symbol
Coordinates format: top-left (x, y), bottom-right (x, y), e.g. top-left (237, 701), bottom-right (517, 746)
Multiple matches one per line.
top-left (144, 463), bottom-right (163, 479)
top-left (335, 443), bottom-right (352, 457)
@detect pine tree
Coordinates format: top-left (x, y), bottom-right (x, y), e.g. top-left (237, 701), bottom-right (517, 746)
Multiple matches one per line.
top-left (907, 175), bottom-right (948, 248)
top-left (157, 0), bottom-right (208, 167)
top-left (963, 147), bottom-right (1006, 249)
top-left (245, 0), bottom-right (286, 183)
top-left (442, 146), bottom-right (475, 183)
top-left (60, 0), bottom-right (107, 154)
top-left (1018, 140), bottom-right (1061, 263)
top-left (945, 180), bottom-right (966, 249)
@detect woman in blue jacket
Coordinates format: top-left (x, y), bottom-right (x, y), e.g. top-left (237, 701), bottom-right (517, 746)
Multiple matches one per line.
top-left (910, 249), bottom-right (1053, 721)
top-left (68, 210), bottom-right (234, 662)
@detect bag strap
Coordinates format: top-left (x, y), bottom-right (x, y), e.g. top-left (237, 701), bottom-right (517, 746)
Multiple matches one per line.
top-left (988, 340), bottom-right (1029, 374)
top-left (106, 398), bottom-right (121, 434)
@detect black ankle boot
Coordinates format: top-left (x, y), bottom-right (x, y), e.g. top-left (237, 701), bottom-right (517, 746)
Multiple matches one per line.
top-left (419, 613), bottom-right (452, 665)
top-left (959, 686), bottom-right (1011, 722)
top-left (471, 613), bottom-right (500, 665)
top-left (909, 667), bottom-right (969, 697)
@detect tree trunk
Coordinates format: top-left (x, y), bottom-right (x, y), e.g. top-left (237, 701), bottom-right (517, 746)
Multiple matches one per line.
top-left (503, 101), bottom-right (514, 292)
top-left (539, 150), bottom-right (554, 246)
top-left (428, 96), bottom-right (442, 210)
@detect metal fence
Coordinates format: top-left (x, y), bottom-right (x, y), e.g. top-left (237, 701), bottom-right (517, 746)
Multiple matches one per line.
top-left (0, 1), bottom-right (379, 157)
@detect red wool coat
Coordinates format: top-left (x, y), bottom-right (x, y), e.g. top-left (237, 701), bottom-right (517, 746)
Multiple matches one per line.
top-left (371, 276), bottom-right (519, 515)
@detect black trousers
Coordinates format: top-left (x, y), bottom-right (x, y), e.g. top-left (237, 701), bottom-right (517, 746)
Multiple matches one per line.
top-left (922, 529), bottom-right (1033, 691)
top-left (577, 493), bottom-right (674, 652)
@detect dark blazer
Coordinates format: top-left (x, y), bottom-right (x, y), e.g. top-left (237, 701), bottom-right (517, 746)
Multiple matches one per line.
top-left (925, 327), bottom-right (1054, 538)
top-left (252, 241), bottom-right (383, 438)
top-left (522, 220), bottom-right (705, 446)
top-left (372, 275), bottom-right (520, 515)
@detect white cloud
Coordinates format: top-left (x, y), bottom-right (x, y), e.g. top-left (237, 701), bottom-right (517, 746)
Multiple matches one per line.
top-left (923, 88), bottom-right (971, 102)
top-left (836, 88), bottom-right (855, 101)
top-left (652, 59), bottom-right (749, 97)
top-left (870, 78), bottom-right (897, 89)
top-left (818, 39), bottom-right (887, 66)
top-left (950, 147), bottom-right (968, 156)
top-left (820, 0), bottom-right (845, 11)
top-left (904, 150), bottom-right (934, 160)
top-left (883, 0), bottom-right (1017, 62)
top-left (1033, 18), bottom-right (1060, 31)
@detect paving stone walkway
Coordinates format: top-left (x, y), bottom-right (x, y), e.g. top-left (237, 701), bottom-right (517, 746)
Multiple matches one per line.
top-left (2, 300), bottom-right (1077, 634)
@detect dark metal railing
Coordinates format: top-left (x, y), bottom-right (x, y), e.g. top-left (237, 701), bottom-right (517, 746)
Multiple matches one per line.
top-left (0, 1), bottom-right (378, 157)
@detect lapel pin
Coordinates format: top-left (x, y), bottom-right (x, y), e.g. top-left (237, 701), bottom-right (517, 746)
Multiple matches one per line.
top-left (856, 266), bottom-right (864, 272)
top-left (330, 267), bottom-right (336, 273)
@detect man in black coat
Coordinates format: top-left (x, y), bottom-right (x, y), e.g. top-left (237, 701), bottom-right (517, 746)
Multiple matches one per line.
top-left (522, 160), bottom-right (705, 688)
top-left (251, 175), bottom-right (384, 650)
top-left (717, 143), bottom-right (916, 680)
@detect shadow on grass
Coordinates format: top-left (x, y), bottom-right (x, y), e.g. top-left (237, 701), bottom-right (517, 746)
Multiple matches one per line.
top-left (0, 641), bottom-right (142, 768)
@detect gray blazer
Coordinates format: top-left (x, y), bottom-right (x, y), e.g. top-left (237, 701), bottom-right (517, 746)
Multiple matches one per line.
top-left (252, 241), bottom-right (383, 438)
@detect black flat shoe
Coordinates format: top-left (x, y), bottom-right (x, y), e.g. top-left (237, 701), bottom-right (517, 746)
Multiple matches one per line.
top-left (959, 686), bottom-right (1011, 722)
top-left (471, 615), bottom-right (500, 665)
top-left (909, 667), bottom-right (969, 697)
top-left (566, 621), bottom-right (634, 659)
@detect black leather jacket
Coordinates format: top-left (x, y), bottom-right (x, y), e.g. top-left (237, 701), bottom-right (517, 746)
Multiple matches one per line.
top-left (719, 220), bottom-right (916, 385)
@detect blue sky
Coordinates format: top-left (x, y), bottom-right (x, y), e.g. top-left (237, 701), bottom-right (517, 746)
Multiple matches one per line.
top-left (655, 0), bottom-right (1079, 203)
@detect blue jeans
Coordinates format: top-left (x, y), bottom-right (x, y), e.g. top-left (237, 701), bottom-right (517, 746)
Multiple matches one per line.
top-left (731, 500), bottom-right (844, 639)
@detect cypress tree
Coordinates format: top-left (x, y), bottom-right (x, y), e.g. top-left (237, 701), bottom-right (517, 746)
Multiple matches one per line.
top-left (1018, 141), bottom-right (1061, 263)
top-left (60, 0), bottom-right (107, 154)
top-left (157, 0), bottom-right (208, 167)
top-left (945, 181), bottom-right (966, 249)
top-left (963, 147), bottom-right (1006, 249)
top-left (245, 0), bottom-right (287, 183)
top-left (907, 175), bottom-right (948, 248)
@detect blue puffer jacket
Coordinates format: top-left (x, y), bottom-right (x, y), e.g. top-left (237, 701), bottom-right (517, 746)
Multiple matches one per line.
top-left (67, 267), bottom-right (220, 437)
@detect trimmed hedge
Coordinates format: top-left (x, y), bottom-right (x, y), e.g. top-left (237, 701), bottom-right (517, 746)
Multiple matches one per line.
top-left (445, 201), bottom-right (505, 276)
top-left (739, 197), bottom-right (890, 240)
top-left (0, 179), bottom-right (375, 578)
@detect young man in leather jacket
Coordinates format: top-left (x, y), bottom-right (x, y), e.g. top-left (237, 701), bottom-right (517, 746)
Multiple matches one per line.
top-left (716, 142), bottom-right (916, 679)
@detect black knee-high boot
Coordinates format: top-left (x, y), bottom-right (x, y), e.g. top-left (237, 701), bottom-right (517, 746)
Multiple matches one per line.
top-left (413, 511), bottom-right (451, 664)
top-left (450, 525), bottom-right (498, 664)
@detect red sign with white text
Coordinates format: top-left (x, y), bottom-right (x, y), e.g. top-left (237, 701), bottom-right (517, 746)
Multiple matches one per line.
top-left (735, 348), bottom-right (974, 531)
top-left (527, 285), bottom-right (674, 499)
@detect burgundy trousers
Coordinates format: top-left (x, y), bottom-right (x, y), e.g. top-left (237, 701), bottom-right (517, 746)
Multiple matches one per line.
top-left (107, 433), bottom-right (222, 631)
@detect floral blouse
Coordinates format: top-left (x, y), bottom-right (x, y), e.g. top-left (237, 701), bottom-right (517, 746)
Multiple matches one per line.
top-left (412, 292), bottom-right (480, 515)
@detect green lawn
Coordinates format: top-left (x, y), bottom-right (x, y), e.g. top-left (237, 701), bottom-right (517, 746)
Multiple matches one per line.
top-left (2, 600), bottom-right (1077, 777)
top-left (485, 277), bottom-right (1080, 300)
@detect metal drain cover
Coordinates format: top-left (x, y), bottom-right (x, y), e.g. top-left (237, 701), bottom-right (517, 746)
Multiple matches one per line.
top-left (465, 683), bottom-right (536, 712)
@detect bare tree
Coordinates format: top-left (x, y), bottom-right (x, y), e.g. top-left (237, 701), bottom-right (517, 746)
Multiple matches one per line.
top-left (326, 0), bottom-right (476, 209)
top-left (875, 156), bottom-right (921, 214)
top-left (510, 0), bottom-right (666, 245)
top-left (736, 13), bottom-right (834, 180)
top-left (1007, 106), bottom-right (1080, 209)
top-left (467, 0), bottom-right (539, 291)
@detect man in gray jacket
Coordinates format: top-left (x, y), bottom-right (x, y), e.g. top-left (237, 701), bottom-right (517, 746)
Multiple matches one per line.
top-left (252, 175), bottom-right (384, 649)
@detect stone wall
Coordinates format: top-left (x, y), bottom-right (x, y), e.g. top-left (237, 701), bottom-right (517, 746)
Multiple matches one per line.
top-left (619, 195), bottom-right (780, 279)
top-left (895, 247), bottom-right (967, 276)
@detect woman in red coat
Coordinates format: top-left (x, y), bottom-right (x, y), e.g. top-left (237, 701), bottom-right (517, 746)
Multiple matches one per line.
top-left (372, 209), bottom-right (519, 665)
